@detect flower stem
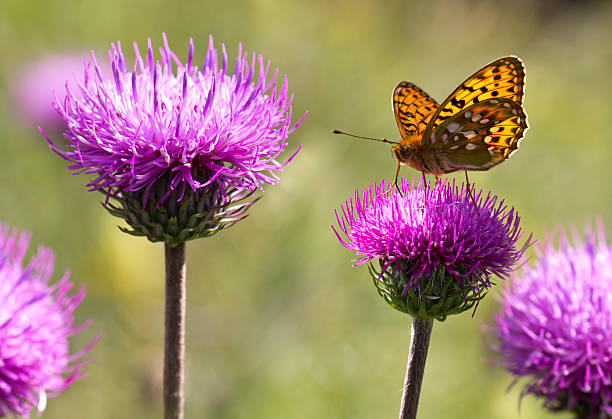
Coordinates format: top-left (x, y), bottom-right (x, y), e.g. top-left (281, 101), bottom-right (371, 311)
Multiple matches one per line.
top-left (164, 242), bottom-right (186, 419)
top-left (399, 317), bottom-right (434, 419)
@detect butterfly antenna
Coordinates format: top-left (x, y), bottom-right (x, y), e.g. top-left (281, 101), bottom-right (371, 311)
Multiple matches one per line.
top-left (332, 130), bottom-right (398, 145)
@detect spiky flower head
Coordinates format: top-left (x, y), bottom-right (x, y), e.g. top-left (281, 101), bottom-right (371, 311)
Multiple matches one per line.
top-left (0, 223), bottom-right (96, 417)
top-left (42, 34), bottom-right (304, 246)
top-left (491, 224), bottom-right (612, 418)
top-left (333, 178), bottom-right (530, 320)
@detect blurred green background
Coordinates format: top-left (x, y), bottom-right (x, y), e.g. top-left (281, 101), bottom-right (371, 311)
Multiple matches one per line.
top-left (1, 0), bottom-right (611, 418)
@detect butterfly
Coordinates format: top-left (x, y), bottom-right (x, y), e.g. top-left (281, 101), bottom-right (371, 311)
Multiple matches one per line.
top-left (334, 56), bottom-right (528, 196)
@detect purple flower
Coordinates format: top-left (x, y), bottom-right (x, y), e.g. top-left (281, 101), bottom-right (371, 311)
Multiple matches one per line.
top-left (491, 224), bottom-right (612, 418)
top-left (333, 178), bottom-right (530, 319)
top-left (0, 223), bottom-right (97, 417)
top-left (41, 34), bottom-right (304, 245)
top-left (11, 53), bottom-right (95, 132)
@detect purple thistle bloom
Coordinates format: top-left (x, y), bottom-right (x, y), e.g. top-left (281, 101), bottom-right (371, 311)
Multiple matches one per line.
top-left (333, 178), bottom-right (530, 319)
top-left (11, 53), bottom-right (96, 132)
top-left (491, 224), bottom-right (612, 418)
top-left (0, 223), bottom-right (97, 417)
top-left (41, 34), bottom-right (304, 245)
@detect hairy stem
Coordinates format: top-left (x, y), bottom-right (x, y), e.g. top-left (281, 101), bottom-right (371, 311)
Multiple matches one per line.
top-left (164, 242), bottom-right (186, 419)
top-left (399, 317), bottom-right (434, 419)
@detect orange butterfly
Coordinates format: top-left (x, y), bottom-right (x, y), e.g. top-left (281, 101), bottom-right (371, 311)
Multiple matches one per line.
top-left (334, 56), bottom-right (528, 195)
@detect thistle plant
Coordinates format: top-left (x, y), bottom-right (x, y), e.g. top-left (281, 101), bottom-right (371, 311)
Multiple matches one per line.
top-left (42, 34), bottom-right (304, 419)
top-left (333, 178), bottom-right (530, 419)
top-left (490, 224), bottom-right (612, 419)
top-left (0, 223), bottom-right (96, 417)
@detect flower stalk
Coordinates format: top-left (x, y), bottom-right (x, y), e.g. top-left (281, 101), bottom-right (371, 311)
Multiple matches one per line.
top-left (400, 317), bottom-right (433, 419)
top-left (164, 242), bottom-right (186, 419)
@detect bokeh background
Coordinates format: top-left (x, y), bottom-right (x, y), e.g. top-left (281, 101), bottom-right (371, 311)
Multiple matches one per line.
top-left (1, 0), bottom-right (611, 417)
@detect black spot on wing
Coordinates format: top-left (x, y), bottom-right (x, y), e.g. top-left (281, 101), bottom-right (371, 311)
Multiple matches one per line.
top-left (450, 97), bottom-right (465, 108)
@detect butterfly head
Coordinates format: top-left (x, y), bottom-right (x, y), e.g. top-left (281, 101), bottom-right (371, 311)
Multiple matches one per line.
top-left (391, 137), bottom-right (445, 175)
top-left (392, 138), bottom-right (421, 169)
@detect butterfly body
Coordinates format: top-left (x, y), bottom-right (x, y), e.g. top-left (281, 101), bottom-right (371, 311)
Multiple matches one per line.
top-left (390, 56), bottom-right (527, 180)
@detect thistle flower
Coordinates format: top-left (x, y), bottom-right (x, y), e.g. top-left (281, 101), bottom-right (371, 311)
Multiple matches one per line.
top-left (333, 178), bottom-right (529, 320)
top-left (12, 53), bottom-right (91, 131)
top-left (491, 224), bottom-right (612, 418)
top-left (0, 223), bottom-right (96, 417)
top-left (42, 34), bottom-right (304, 246)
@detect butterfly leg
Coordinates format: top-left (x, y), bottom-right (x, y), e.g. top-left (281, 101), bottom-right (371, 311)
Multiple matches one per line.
top-left (464, 169), bottom-right (478, 208)
top-left (394, 162), bottom-right (403, 195)
top-left (383, 163), bottom-right (402, 196)
top-left (417, 171), bottom-right (428, 211)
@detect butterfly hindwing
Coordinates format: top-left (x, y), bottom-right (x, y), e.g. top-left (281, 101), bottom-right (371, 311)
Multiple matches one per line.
top-left (422, 56), bottom-right (525, 144)
top-left (393, 82), bottom-right (439, 145)
top-left (429, 98), bottom-right (527, 171)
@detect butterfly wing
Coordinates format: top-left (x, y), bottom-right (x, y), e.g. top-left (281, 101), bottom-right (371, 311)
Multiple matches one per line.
top-left (430, 98), bottom-right (527, 172)
top-left (422, 56), bottom-right (526, 144)
top-left (393, 82), bottom-right (439, 145)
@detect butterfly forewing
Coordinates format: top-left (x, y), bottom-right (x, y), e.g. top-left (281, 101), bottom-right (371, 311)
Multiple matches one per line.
top-left (393, 82), bottom-right (439, 145)
top-left (431, 98), bottom-right (527, 171)
top-left (423, 56), bottom-right (526, 144)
